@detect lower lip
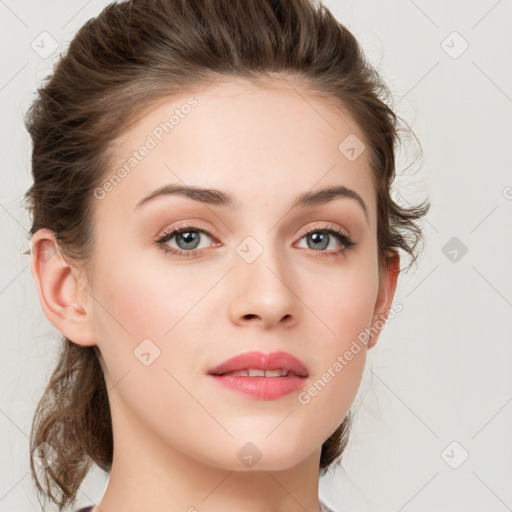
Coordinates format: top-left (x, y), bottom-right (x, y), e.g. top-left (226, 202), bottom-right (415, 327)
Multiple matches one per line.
top-left (209, 374), bottom-right (307, 400)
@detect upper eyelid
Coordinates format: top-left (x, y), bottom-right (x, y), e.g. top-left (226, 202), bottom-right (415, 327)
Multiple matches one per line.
top-left (159, 224), bottom-right (216, 239)
top-left (301, 224), bottom-right (350, 236)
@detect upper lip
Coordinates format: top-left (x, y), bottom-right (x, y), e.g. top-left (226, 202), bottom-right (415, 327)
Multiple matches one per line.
top-left (208, 350), bottom-right (309, 377)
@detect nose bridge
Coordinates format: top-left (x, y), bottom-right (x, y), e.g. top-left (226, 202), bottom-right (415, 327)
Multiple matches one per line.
top-left (237, 229), bottom-right (289, 284)
top-left (229, 230), bottom-right (297, 326)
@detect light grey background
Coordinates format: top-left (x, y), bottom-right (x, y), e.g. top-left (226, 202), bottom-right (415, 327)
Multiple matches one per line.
top-left (1, 1), bottom-right (511, 511)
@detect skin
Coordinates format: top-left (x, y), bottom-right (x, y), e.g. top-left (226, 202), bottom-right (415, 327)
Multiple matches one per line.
top-left (30, 77), bottom-right (399, 512)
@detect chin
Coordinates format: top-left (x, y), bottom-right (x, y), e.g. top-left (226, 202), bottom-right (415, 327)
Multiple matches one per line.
top-left (196, 436), bottom-right (318, 473)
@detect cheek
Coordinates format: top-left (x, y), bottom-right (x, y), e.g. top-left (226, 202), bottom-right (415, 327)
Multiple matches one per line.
top-left (90, 253), bottom-right (210, 431)
top-left (290, 257), bottom-right (379, 428)
top-left (93, 249), bottom-right (203, 335)
top-left (307, 258), bottom-right (379, 345)
top-left (91, 247), bottom-right (222, 382)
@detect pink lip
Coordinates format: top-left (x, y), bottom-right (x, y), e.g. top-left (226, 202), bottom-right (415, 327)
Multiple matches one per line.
top-left (208, 350), bottom-right (309, 400)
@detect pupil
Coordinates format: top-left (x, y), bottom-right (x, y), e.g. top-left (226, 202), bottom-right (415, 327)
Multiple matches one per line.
top-left (310, 232), bottom-right (328, 250)
top-left (178, 231), bottom-right (199, 249)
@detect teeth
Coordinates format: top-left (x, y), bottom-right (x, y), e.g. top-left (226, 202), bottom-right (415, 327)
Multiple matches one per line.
top-left (223, 368), bottom-right (290, 377)
top-left (248, 368), bottom-right (265, 377)
top-left (226, 370), bottom-right (251, 376)
top-left (264, 369), bottom-right (285, 377)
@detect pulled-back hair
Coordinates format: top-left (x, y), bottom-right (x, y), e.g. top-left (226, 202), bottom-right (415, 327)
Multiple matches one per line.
top-left (23, 0), bottom-right (429, 509)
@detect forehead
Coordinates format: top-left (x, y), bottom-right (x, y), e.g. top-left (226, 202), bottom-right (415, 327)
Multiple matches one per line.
top-left (94, 77), bottom-right (376, 224)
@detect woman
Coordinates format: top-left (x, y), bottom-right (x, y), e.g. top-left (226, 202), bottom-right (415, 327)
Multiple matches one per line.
top-left (24, 0), bottom-right (429, 511)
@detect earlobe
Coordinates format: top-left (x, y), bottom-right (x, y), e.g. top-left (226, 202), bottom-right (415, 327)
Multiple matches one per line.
top-left (30, 228), bottom-right (96, 347)
top-left (367, 251), bottom-right (400, 350)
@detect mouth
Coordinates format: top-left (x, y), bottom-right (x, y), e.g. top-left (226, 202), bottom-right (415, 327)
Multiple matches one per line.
top-left (208, 350), bottom-right (309, 377)
top-left (218, 368), bottom-right (302, 377)
top-left (208, 350), bottom-right (309, 400)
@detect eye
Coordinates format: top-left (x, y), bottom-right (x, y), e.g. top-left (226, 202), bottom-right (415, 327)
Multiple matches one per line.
top-left (295, 224), bottom-right (356, 257)
top-left (155, 223), bottom-right (356, 259)
top-left (155, 225), bottom-right (218, 258)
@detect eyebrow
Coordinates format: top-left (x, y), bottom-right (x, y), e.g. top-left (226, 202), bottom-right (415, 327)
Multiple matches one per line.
top-left (135, 183), bottom-right (368, 220)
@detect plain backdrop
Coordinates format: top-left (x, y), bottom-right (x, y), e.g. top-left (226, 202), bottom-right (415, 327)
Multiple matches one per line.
top-left (1, 1), bottom-right (511, 511)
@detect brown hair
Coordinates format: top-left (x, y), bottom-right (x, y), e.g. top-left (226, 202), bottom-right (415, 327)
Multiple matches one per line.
top-left (23, 0), bottom-right (429, 509)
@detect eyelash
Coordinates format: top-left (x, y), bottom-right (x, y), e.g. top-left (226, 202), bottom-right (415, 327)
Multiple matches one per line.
top-left (155, 223), bottom-right (356, 260)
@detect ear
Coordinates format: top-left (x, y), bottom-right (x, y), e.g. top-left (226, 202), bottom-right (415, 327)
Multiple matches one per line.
top-left (366, 250), bottom-right (400, 350)
top-left (30, 228), bottom-right (96, 347)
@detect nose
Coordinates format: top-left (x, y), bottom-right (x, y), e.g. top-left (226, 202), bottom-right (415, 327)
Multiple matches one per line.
top-left (227, 241), bottom-right (299, 329)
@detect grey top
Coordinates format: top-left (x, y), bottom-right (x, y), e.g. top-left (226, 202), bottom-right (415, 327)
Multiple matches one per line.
top-left (320, 498), bottom-right (336, 512)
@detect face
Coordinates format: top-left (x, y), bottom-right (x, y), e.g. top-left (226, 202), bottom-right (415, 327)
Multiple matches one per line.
top-left (80, 77), bottom-right (394, 471)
